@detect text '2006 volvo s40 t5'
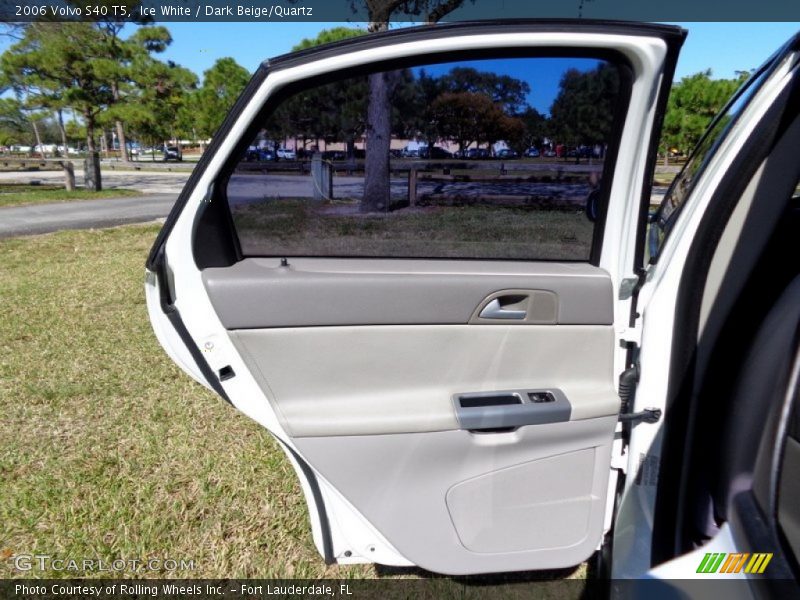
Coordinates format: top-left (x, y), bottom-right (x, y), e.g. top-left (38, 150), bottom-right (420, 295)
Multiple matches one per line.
top-left (145, 20), bottom-right (800, 592)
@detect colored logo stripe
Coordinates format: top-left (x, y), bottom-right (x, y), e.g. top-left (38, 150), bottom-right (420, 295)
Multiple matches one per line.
top-left (697, 553), bottom-right (725, 573)
top-left (745, 553), bottom-right (773, 574)
top-left (697, 552), bottom-right (773, 574)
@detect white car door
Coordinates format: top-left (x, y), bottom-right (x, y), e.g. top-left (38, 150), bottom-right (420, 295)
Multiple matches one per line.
top-left (145, 21), bottom-right (684, 574)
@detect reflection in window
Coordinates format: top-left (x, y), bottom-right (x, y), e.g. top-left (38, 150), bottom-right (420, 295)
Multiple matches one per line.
top-left (227, 56), bottom-right (624, 261)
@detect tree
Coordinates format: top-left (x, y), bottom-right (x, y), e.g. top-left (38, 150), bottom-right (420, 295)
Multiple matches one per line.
top-left (293, 26), bottom-right (364, 51)
top-left (518, 106), bottom-right (548, 151)
top-left (0, 98), bottom-right (30, 147)
top-left (549, 63), bottom-right (620, 150)
top-left (432, 91), bottom-right (523, 154)
top-left (193, 58), bottom-right (251, 142)
top-left (1, 23), bottom-right (117, 190)
top-left (439, 67), bottom-right (530, 113)
top-left (395, 68), bottom-right (443, 146)
top-left (0, 21), bottom-right (177, 188)
top-left (360, 0), bottom-right (471, 212)
top-left (101, 24), bottom-right (174, 162)
top-left (123, 59), bottom-right (197, 154)
top-left (431, 91), bottom-right (494, 153)
top-left (277, 27), bottom-right (368, 156)
top-left (660, 70), bottom-right (746, 158)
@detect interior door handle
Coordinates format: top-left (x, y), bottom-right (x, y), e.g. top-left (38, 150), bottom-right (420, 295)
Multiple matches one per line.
top-left (479, 297), bottom-right (527, 320)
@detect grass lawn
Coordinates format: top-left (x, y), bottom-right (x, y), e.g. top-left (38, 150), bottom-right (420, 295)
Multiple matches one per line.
top-left (0, 185), bottom-right (142, 208)
top-left (0, 224), bottom-right (588, 593)
top-left (232, 200), bottom-right (593, 260)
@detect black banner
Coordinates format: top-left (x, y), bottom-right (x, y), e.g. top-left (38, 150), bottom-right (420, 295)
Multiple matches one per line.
top-left (4, 579), bottom-right (800, 599)
top-left (1, 0), bottom-right (800, 23)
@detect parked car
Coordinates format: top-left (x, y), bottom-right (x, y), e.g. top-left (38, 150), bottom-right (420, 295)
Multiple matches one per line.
top-left (524, 147), bottom-right (540, 158)
top-left (466, 147), bottom-right (490, 159)
top-left (276, 147), bottom-right (296, 160)
top-left (419, 146), bottom-right (453, 159)
top-left (322, 150), bottom-right (347, 161)
top-left (245, 147), bottom-right (275, 161)
top-left (496, 148), bottom-right (519, 159)
top-left (162, 145), bottom-right (182, 161)
top-left (145, 21), bottom-right (800, 590)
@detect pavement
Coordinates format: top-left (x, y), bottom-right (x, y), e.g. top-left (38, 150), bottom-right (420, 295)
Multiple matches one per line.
top-left (0, 168), bottom-right (188, 238)
top-left (0, 194), bottom-right (177, 238)
top-left (0, 168), bottom-right (191, 195)
top-left (0, 165), bottom-right (669, 239)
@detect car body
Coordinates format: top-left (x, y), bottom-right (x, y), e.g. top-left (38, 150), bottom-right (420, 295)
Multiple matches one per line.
top-left (145, 21), bottom-right (800, 591)
top-left (419, 146), bottom-right (453, 159)
top-left (56, 145), bottom-right (79, 155)
top-left (496, 148), bottom-right (519, 159)
top-left (276, 147), bottom-right (296, 160)
top-left (466, 147), bottom-right (490, 159)
top-left (162, 145), bottom-right (182, 161)
top-left (524, 147), bottom-right (540, 158)
top-left (245, 147), bottom-right (276, 161)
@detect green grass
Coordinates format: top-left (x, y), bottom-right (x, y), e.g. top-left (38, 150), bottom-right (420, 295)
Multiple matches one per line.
top-left (0, 224), bottom-right (588, 594)
top-left (0, 185), bottom-right (142, 208)
top-left (233, 200), bottom-right (593, 261)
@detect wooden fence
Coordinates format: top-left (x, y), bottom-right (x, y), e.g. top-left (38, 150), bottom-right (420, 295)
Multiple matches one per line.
top-left (0, 157), bottom-right (76, 191)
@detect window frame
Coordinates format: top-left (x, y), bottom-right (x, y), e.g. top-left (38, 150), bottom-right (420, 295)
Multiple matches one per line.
top-left (647, 48), bottom-right (786, 266)
top-left (214, 47), bottom-right (635, 266)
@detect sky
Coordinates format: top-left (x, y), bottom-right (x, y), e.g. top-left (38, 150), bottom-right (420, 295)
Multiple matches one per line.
top-left (153, 21), bottom-right (800, 81)
top-left (1, 21), bottom-right (798, 114)
top-left (413, 58), bottom-right (605, 115)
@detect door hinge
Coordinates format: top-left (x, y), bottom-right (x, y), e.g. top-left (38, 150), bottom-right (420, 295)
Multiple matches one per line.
top-left (618, 364), bottom-right (639, 413)
top-left (619, 265), bottom-right (650, 301)
top-left (618, 407), bottom-right (662, 425)
top-left (619, 276), bottom-right (639, 300)
top-left (619, 324), bottom-right (642, 348)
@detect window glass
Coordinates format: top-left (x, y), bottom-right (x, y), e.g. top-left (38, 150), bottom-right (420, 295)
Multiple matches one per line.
top-left (226, 56), bottom-right (624, 261)
top-left (647, 59), bottom-right (778, 263)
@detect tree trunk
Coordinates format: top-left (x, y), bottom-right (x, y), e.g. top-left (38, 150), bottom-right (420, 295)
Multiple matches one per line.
top-left (56, 109), bottom-right (68, 157)
top-left (360, 18), bottom-right (392, 212)
top-left (116, 120), bottom-right (129, 162)
top-left (31, 118), bottom-right (45, 158)
top-left (362, 70), bottom-right (393, 212)
top-left (62, 160), bottom-right (75, 192)
top-left (111, 82), bottom-right (130, 163)
top-left (194, 129), bottom-right (205, 155)
top-left (84, 115), bottom-right (102, 192)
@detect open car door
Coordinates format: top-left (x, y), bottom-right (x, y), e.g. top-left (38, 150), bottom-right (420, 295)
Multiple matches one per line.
top-left (145, 21), bottom-right (684, 574)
